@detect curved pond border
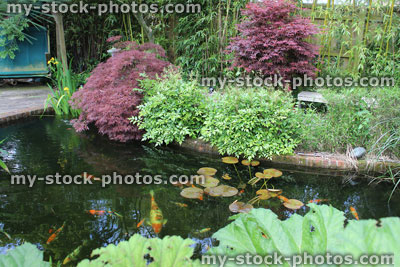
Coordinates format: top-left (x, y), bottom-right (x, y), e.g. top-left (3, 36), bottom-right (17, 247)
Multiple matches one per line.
top-left (177, 138), bottom-right (400, 173)
top-left (0, 107), bottom-right (53, 125)
top-left (1, 110), bottom-right (399, 173)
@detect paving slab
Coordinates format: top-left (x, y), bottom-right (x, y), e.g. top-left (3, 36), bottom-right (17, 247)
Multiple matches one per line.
top-left (0, 85), bottom-right (52, 125)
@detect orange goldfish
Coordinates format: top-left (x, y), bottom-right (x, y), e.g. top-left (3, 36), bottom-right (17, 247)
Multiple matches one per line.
top-left (172, 202), bottom-right (188, 208)
top-left (86, 210), bottom-right (110, 216)
top-left (46, 223), bottom-right (65, 244)
top-left (149, 190), bottom-right (167, 234)
top-left (350, 206), bottom-right (359, 220)
top-left (277, 195), bottom-right (289, 202)
top-left (308, 199), bottom-right (329, 204)
top-left (137, 219), bottom-right (145, 228)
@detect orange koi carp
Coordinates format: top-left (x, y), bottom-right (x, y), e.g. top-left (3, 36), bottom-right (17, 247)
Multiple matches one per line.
top-left (86, 210), bottom-right (111, 216)
top-left (277, 195), bottom-right (289, 202)
top-left (47, 223), bottom-right (65, 244)
top-left (149, 190), bottom-right (167, 234)
top-left (350, 206), bottom-right (359, 220)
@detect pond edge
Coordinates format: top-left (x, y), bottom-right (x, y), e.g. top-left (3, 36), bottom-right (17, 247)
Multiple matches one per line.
top-left (177, 138), bottom-right (400, 173)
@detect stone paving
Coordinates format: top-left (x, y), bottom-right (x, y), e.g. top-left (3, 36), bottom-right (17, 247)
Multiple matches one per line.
top-left (0, 85), bottom-right (52, 124)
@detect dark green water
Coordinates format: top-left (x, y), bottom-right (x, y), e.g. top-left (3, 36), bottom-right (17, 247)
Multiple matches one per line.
top-left (0, 118), bottom-right (399, 263)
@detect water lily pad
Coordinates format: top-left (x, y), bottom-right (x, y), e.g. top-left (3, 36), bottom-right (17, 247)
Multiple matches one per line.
top-left (180, 187), bottom-right (203, 199)
top-left (283, 199), bottom-right (304, 210)
top-left (197, 167), bottom-right (217, 176)
top-left (241, 160), bottom-right (251, 166)
top-left (242, 160), bottom-right (260, 167)
top-left (222, 157), bottom-right (239, 164)
top-left (263, 168), bottom-right (283, 178)
top-left (251, 160), bottom-right (260, 167)
top-left (268, 188), bottom-right (282, 197)
top-left (256, 189), bottom-right (271, 200)
top-left (204, 185), bottom-right (238, 197)
top-left (229, 201), bottom-right (253, 213)
top-left (196, 176), bottom-right (220, 188)
top-left (255, 172), bottom-right (265, 179)
top-left (222, 174), bottom-right (232, 180)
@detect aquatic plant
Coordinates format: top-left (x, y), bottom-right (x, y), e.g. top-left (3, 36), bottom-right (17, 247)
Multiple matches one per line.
top-left (209, 204), bottom-right (400, 264)
top-left (79, 234), bottom-right (201, 266)
top-left (71, 42), bottom-right (171, 142)
top-left (45, 57), bottom-right (80, 117)
top-left (226, 0), bottom-right (319, 84)
top-left (0, 243), bottom-right (49, 266)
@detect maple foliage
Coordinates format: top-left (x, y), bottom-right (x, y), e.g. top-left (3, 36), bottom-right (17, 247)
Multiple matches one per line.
top-left (71, 41), bottom-right (171, 142)
top-left (227, 0), bottom-right (319, 82)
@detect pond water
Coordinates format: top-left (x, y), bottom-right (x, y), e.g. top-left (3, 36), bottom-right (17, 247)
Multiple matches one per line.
top-left (0, 118), bottom-right (399, 263)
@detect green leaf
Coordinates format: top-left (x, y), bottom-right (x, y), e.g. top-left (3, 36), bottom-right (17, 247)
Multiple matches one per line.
top-left (0, 243), bottom-right (50, 267)
top-left (78, 234), bottom-right (200, 267)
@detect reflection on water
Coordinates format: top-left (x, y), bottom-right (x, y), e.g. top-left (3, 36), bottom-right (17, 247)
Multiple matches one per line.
top-left (0, 118), bottom-right (399, 263)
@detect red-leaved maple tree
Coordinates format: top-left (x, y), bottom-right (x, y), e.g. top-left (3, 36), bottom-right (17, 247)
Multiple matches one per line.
top-left (71, 41), bottom-right (171, 142)
top-left (227, 0), bottom-right (319, 82)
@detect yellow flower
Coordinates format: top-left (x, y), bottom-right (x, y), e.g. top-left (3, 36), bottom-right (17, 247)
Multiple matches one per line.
top-left (64, 87), bottom-right (69, 91)
top-left (47, 57), bottom-right (55, 65)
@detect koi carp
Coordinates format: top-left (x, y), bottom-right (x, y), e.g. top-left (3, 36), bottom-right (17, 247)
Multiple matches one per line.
top-left (308, 199), bottom-right (329, 204)
top-left (47, 222), bottom-right (65, 244)
top-left (136, 191), bottom-right (167, 233)
top-left (149, 190), bottom-right (167, 234)
top-left (350, 206), bottom-right (359, 220)
top-left (277, 195), bottom-right (289, 202)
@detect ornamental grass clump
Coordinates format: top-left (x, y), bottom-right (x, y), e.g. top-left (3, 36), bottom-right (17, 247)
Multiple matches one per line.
top-left (71, 42), bottom-right (171, 142)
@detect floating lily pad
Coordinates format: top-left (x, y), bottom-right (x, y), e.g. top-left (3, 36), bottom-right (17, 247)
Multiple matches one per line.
top-left (251, 160), bottom-right (260, 167)
top-left (222, 157), bottom-right (239, 164)
top-left (197, 167), bottom-right (217, 176)
top-left (180, 187), bottom-right (203, 199)
top-left (222, 174), bottom-right (232, 180)
top-left (255, 172), bottom-right (265, 179)
top-left (204, 185), bottom-right (238, 197)
top-left (268, 188), bottom-right (282, 197)
top-left (242, 160), bottom-right (260, 167)
top-left (229, 201), bottom-right (253, 213)
top-left (283, 199), bottom-right (304, 210)
top-left (196, 176), bottom-right (220, 188)
top-left (256, 189), bottom-right (271, 200)
top-left (263, 168), bottom-right (283, 178)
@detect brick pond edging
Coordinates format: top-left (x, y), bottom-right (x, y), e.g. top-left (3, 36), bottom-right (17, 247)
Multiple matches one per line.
top-left (178, 138), bottom-right (400, 173)
top-left (0, 86), bottom-right (54, 126)
top-left (0, 106), bottom-right (54, 126)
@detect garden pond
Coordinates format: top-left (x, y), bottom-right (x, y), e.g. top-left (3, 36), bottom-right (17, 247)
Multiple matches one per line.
top-left (0, 118), bottom-right (399, 263)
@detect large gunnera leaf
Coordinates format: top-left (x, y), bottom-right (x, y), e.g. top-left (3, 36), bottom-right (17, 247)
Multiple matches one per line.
top-left (208, 204), bottom-right (399, 267)
top-left (0, 243), bottom-right (50, 267)
top-left (78, 234), bottom-right (201, 267)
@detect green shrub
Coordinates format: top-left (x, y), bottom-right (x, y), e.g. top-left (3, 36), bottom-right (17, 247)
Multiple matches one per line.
top-left (201, 88), bottom-right (300, 160)
top-left (130, 70), bottom-right (207, 146)
top-left (297, 87), bottom-right (400, 158)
